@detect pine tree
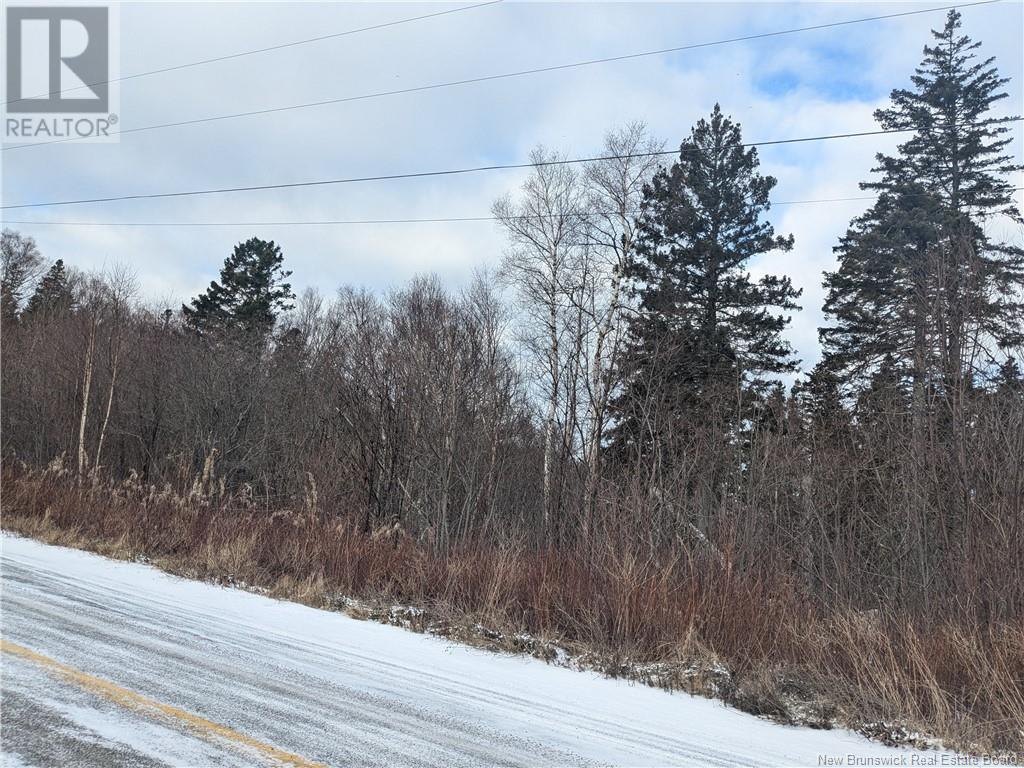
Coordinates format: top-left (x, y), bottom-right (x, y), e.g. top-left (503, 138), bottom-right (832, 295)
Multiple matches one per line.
top-left (613, 105), bottom-right (801, 454)
top-left (183, 238), bottom-right (295, 336)
top-left (24, 259), bottom-right (74, 319)
top-left (820, 10), bottom-right (1023, 399)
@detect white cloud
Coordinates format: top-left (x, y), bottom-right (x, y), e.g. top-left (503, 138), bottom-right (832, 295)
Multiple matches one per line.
top-left (3, 0), bottom-right (1022, 370)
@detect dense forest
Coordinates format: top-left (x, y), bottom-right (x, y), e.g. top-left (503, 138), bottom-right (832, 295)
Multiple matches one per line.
top-left (2, 11), bottom-right (1022, 752)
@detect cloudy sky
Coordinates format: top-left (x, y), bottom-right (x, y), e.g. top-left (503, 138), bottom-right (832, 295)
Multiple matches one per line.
top-left (2, 0), bottom-right (1022, 371)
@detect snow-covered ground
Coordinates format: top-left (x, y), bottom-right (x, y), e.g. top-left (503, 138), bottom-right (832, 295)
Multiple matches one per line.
top-left (0, 534), bottom-right (947, 767)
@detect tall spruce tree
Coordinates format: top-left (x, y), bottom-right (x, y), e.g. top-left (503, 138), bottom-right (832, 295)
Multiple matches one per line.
top-left (820, 10), bottom-right (1023, 399)
top-left (613, 105), bottom-right (801, 454)
top-left (820, 185), bottom-right (944, 388)
top-left (795, 362), bottom-right (852, 441)
top-left (183, 237), bottom-right (295, 336)
top-left (24, 259), bottom-right (74, 319)
top-left (991, 356), bottom-right (1024, 404)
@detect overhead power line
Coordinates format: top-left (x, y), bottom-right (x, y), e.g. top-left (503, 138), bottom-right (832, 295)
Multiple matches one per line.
top-left (3, 120), bottom-right (1021, 211)
top-left (4, 1), bottom-right (503, 106)
top-left (4, 190), bottom-right (1021, 228)
top-left (1, 0), bottom-right (1001, 152)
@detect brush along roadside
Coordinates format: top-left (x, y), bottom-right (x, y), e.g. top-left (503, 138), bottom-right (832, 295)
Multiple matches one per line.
top-left (2, 462), bottom-right (1019, 758)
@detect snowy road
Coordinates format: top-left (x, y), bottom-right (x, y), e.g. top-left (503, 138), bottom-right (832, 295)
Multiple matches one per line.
top-left (1, 534), bottom-right (937, 767)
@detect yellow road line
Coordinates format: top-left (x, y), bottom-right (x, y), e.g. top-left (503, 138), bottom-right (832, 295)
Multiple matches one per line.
top-left (1, 639), bottom-right (328, 768)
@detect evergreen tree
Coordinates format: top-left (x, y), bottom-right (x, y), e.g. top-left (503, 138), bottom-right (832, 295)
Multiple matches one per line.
top-left (613, 105), bottom-right (801, 454)
top-left (24, 259), bottom-right (74, 319)
top-left (183, 238), bottom-right (295, 336)
top-left (854, 354), bottom-right (911, 430)
top-left (820, 11), bottom-right (1023, 400)
top-left (992, 357), bottom-right (1023, 398)
top-left (795, 362), bottom-right (852, 440)
top-left (820, 185), bottom-right (943, 394)
top-left (870, 9), bottom-right (1020, 217)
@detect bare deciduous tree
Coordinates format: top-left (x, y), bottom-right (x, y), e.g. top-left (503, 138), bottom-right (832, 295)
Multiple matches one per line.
top-left (493, 148), bottom-right (589, 541)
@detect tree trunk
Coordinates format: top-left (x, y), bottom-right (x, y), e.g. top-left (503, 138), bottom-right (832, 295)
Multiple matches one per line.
top-left (94, 345), bottom-right (120, 471)
top-left (77, 319), bottom-right (97, 476)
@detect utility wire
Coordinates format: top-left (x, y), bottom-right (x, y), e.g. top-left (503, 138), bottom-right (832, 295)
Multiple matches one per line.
top-left (3, 120), bottom-right (1021, 211)
top-left (3, 1), bottom-right (503, 106)
top-left (1, 0), bottom-right (1002, 152)
top-left (4, 189), bottom-right (1021, 228)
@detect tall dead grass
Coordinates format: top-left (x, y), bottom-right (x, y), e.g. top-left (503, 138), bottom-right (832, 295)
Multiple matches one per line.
top-left (2, 462), bottom-right (1020, 756)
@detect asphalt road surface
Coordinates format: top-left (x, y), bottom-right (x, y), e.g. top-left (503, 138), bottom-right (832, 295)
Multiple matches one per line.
top-left (0, 534), bottom-right (939, 767)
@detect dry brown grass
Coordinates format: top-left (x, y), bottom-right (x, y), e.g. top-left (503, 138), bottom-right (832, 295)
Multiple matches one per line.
top-left (2, 463), bottom-right (1021, 756)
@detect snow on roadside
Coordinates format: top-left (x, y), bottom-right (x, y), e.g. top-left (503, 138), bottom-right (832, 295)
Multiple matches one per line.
top-left (2, 533), bottom-right (957, 766)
